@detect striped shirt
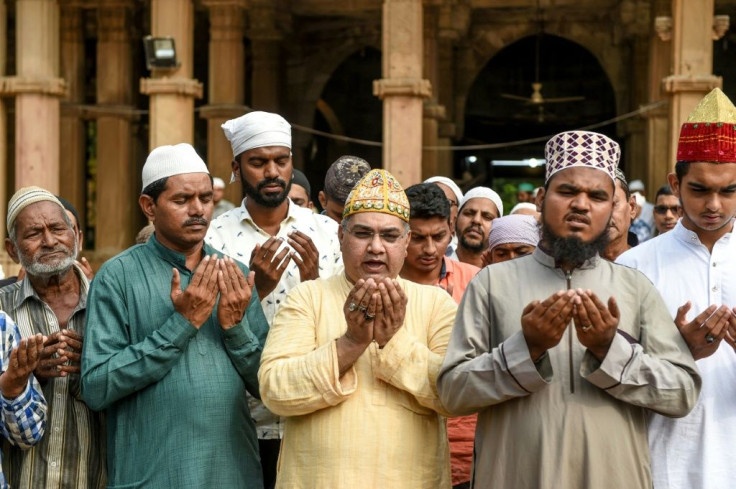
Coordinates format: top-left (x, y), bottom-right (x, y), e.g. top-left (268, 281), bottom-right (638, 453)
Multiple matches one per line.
top-left (0, 266), bottom-right (105, 489)
top-left (0, 311), bottom-right (47, 489)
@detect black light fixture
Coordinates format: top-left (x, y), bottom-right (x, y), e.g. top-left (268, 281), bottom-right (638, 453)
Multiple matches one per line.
top-left (143, 36), bottom-right (178, 70)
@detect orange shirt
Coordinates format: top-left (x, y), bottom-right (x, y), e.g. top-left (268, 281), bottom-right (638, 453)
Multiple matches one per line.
top-left (436, 258), bottom-right (480, 485)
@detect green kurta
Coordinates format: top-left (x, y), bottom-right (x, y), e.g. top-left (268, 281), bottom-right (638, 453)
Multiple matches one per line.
top-left (81, 235), bottom-right (269, 489)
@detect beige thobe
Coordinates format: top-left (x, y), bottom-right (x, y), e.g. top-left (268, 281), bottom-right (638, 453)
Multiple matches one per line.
top-left (438, 249), bottom-right (700, 489)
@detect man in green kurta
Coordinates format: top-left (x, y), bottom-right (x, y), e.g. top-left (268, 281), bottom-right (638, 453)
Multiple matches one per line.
top-left (81, 143), bottom-right (269, 489)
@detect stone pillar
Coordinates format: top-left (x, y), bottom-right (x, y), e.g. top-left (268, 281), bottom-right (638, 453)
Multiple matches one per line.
top-left (200, 0), bottom-right (246, 204)
top-left (95, 0), bottom-right (138, 252)
top-left (59, 3), bottom-right (86, 222)
top-left (373, 0), bottom-right (431, 186)
top-left (1, 0), bottom-right (65, 192)
top-left (249, 4), bottom-right (283, 113)
top-left (646, 1), bottom-right (673, 193)
top-left (421, 6), bottom-right (446, 180)
top-left (140, 0), bottom-right (203, 149)
top-left (663, 0), bottom-right (721, 165)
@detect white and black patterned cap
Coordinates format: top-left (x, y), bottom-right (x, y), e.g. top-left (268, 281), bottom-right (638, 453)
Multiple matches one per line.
top-left (544, 131), bottom-right (620, 182)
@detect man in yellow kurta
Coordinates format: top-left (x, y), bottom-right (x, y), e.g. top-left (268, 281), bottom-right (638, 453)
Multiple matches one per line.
top-left (259, 169), bottom-right (456, 488)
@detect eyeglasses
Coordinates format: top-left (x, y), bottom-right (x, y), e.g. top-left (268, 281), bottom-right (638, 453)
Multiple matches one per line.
top-left (654, 205), bottom-right (681, 215)
top-left (345, 227), bottom-right (407, 244)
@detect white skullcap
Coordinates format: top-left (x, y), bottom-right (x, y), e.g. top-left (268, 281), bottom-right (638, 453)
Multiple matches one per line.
top-left (142, 143), bottom-right (209, 191)
top-left (7, 186), bottom-right (65, 233)
top-left (459, 186), bottom-right (504, 217)
top-left (629, 179), bottom-right (645, 192)
top-left (510, 202), bottom-right (538, 215)
top-left (424, 176), bottom-right (464, 203)
top-left (222, 111), bottom-right (291, 159)
top-left (213, 177), bottom-right (226, 189)
top-left (488, 214), bottom-right (540, 251)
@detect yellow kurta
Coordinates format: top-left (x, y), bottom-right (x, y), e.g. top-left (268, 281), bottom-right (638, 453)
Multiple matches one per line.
top-left (259, 274), bottom-right (456, 488)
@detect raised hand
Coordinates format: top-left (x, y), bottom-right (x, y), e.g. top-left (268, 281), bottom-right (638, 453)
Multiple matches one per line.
top-left (287, 230), bottom-right (320, 282)
top-left (76, 257), bottom-right (95, 281)
top-left (217, 256), bottom-right (255, 330)
top-left (0, 334), bottom-right (45, 398)
top-left (249, 237), bottom-right (291, 299)
top-left (170, 255), bottom-right (220, 329)
top-left (521, 290), bottom-right (578, 361)
top-left (35, 329), bottom-right (84, 380)
top-left (572, 289), bottom-right (619, 361)
top-left (373, 278), bottom-right (407, 348)
top-left (336, 279), bottom-right (379, 376)
top-left (675, 302), bottom-right (731, 360)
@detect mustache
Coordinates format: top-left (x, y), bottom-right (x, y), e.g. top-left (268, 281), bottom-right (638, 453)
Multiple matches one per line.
top-left (184, 217), bottom-right (208, 226)
top-left (257, 178), bottom-right (287, 191)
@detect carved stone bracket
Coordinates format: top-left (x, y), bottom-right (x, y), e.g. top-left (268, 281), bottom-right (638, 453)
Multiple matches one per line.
top-left (662, 74), bottom-right (722, 93)
top-left (373, 78), bottom-right (432, 99)
top-left (140, 77), bottom-right (204, 98)
top-left (0, 76), bottom-right (67, 97)
top-left (198, 103), bottom-right (250, 120)
top-left (61, 102), bottom-right (141, 121)
top-left (654, 16), bottom-right (672, 42)
top-left (423, 102), bottom-right (446, 120)
top-left (713, 15), bottom-right (730, 40)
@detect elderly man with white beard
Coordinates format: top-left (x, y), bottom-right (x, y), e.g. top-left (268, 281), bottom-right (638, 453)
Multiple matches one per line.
top-left (1, 187), bottom-right (106, 489)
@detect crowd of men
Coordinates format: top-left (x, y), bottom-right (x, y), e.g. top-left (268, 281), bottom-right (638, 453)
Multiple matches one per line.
top-left (0, 87), bottom-right (732, 489)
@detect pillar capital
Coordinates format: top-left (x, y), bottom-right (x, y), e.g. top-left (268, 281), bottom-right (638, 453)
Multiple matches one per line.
top-left (373, 78), bottom-right (431, 100)
top-left (0, 76), bottom-right (67, 97)
top-left (662, 74), bottom-right (722, 94)
top-left (140, 77), bottom-right (203, 98)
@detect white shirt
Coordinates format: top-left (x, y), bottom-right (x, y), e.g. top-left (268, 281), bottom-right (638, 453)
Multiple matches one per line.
top-left (617, 220), bottom-right (736, 489)
top-left (206, 198), bottom-right (343, 438)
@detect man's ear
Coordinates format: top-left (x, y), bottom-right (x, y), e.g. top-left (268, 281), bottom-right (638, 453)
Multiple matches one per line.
top-left (139, 194), bottom-right (156, 222)
top-left (4, 238), bottom-right (20, 264)
top-left (628, 195), bottom-right (637, 220)
top-left (667, 173), bottom-right (680, 198)
top-left (318, 191), bottom-right (327, 210)
top-left (535, 187), bottom-right (546, 212)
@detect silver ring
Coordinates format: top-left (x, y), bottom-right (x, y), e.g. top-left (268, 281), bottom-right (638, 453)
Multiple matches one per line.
top-left (364, 312), bottom-right (376, 321)
top-left (358, 304), bottom-right (368, 312)
top-left (581, 324), bottom-right (592, 332)
top-left (705, 333), bottom-right (716, 344)
top-left (348, 302), bottom-right (358, 312)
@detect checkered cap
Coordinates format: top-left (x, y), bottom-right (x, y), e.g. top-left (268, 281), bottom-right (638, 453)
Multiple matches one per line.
top-left (544, 131), bottom-right (620, 182)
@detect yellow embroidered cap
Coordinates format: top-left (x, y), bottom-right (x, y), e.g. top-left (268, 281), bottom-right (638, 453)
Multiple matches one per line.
top-left (343, 169), bottom-right (410, 222)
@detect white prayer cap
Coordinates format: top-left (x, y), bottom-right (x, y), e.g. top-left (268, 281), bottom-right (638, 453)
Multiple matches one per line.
top-left (488, 214), bottom-right (540, 251)
top-left (142, 143), bottom-right (209, 191)
top-left (222, 111), bottom-right (291, 159)
top-left (213, 177), bottom-right (226, 189)
top-left (510, 202), bottom-right (538, 215)
top-left (424, 176), bottom-right (464, 203)
top-left (459, 186), bottom-right (504, 217)
top-left (7, 186), bottom-right (65, 233)
top-left (629, 179), bottom-right (645, 192)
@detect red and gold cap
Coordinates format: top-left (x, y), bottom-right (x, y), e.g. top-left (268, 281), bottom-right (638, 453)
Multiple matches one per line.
top-left (343, 169), bottom-right (410, 222)
top-left (677, 88), bottom-right (736, 163)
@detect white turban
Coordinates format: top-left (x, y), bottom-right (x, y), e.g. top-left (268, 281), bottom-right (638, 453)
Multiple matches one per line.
top-left (142, 143), bottom-right (209, 191)
top-left (222, 111), bottom-right (291, 158)
top-left (6, 186), bottom-right (65, 233)
top-left (424, 176), bottom-right (464, 203)
top-left (213, 177), bottom-right (226, 189)
top-left (460, 186), bottom-right (504, 217)
top-left (488, 214), bottom-right (540, 251)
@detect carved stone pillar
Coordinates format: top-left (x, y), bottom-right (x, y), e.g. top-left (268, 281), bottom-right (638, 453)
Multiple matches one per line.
top-left (141, 0), bottom-right (203, 149)
top-left (421, 7), bottom-right (446, 180)
top-left (96, 1), bottom-right (137, 252)
top-left (249, 4), bottom-right (283, 113)
top-left (1, 0), bottom-right (65, 192)
top-left (374, 0), bottom-right (431, 186)
top-left (200, 0), bottom-right (246, 205)
top-left (60, 3), bottom-right (86, 224)
top-left (663, 0), bottom-right (721, 165)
